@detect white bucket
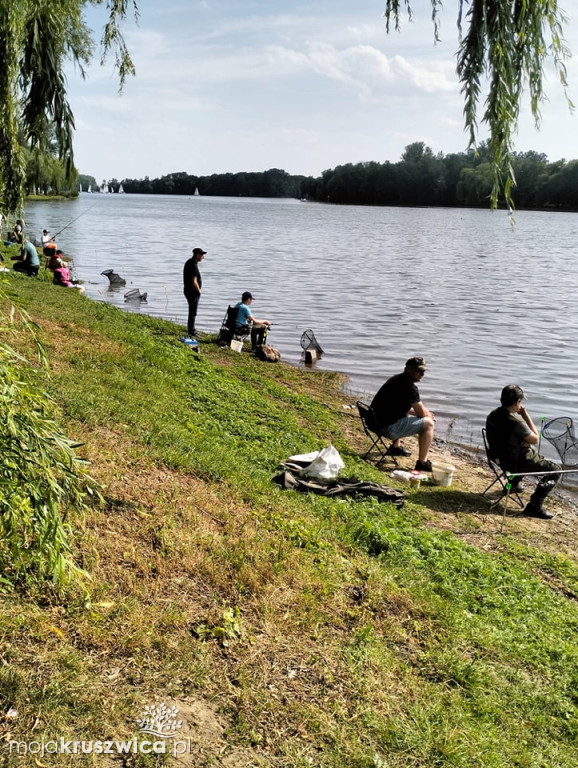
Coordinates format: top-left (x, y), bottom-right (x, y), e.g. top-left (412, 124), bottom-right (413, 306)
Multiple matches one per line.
top-left (230, 339), bottom-right (243, 353)
top-left (431, 462), bottom-right (456, 487)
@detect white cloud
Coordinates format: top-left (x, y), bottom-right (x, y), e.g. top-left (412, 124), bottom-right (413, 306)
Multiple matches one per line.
top-left (75, 95), bottom-right (138, 115)
top-left (391, 54), bottom-right (455, 94)
top-left (67, 0), bottom-right (578, 180)
top-left (347, 23), bottom-right (385, 40)
top-left (245, 41), bottom-right (454, 103)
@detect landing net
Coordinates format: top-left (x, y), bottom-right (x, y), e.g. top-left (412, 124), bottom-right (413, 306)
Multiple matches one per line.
top-left (542, 417), bottom-right (578, 468)
top-left (300, 329), bottom-right (324, 354)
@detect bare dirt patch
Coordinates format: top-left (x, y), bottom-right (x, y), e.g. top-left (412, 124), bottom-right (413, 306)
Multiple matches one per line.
top-left (160, 698), bottom-right (266, 767)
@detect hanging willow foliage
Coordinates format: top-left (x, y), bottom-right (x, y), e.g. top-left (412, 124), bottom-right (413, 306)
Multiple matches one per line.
top-left (0, 0), bottom-right (138, 215)
top-left (0, 282), bottom-right (98, 591)
top-left (384, 0), bottom-right (573, 209)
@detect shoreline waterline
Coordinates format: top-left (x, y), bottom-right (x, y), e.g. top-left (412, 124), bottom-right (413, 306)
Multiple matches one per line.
top-left (19, 194), bottom-right (578, 465)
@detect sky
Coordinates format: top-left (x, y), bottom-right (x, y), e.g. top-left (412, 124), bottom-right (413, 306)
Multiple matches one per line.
top-left (67, 0), bottom-right (578, 183)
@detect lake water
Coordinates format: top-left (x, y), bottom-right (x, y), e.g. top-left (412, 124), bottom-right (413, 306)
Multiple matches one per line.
top-left (20, 194), bottom-right (578, 456)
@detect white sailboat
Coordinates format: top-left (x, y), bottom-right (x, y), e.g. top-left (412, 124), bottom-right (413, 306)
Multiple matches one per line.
top-left (118, 183), bottom-right (125, 194)
top-left (88, 184), bottom-right (92, 193)
top-left (194, 187), bottom-right (200, 196)
top-left (79, 183), bottom-right (82, 193)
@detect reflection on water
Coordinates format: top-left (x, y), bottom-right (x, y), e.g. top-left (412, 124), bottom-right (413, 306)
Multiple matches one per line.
top-left (22, 195), bottom-right (578, 458)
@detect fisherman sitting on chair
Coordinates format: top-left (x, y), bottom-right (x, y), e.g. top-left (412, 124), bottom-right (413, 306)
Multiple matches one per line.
top-left (235, 291), bottom-right (271, 350)
top-left (370, 356), bottom-right (435, 472)
top-left (486, 384), bottom-right (560, 519)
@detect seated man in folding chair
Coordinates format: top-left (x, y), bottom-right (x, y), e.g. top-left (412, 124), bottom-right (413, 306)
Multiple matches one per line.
top-left (486, 384), bottom-right (560, 520)
top-left (370, 356), bottom-right (436, 472)
top-left (235, 291), bottom-right (272, 350)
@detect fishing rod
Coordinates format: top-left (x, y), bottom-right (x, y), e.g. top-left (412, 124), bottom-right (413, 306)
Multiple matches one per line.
top-left (52, 202), bottom-right (98, 239)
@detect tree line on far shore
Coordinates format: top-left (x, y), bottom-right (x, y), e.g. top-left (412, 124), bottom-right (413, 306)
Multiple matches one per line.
top-left (99, 142), bottom-right (578, 211)
top-left (118, 168), bottom-right (306, 199)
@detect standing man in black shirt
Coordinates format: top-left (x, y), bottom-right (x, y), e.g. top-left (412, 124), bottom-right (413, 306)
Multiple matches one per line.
top-left (183, 247), bottom-right (206, 337)
top-left (370, 356), bottom-right (436, 472)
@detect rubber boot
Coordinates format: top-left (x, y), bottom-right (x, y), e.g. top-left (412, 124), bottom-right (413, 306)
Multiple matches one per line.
top-left (524, 480), bottom-right (555, 519)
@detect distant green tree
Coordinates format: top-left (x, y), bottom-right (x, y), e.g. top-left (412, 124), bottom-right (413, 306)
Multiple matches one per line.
top-left (510, 151), bottom-right (549, 207)
top-left (399, 143), bottom-right (444, 205)
top-left (436, 152), bottom-right (471, 206)
top-left (384, 1), bottom-right (573, 209)
top-left (325, 163), bottom-right (373, 205)
top-left (401, 142), bottom-right (430, 164)
top-left (24, 145), bottom-right (74, 196)
top-left (456, 163), bottom-right (494, 206)
top-left (543, 160), bottom-right (578, 209)
top-left (78, 173), bottom-right (98, 192)
top-left (372, 162), bottom-right (399, 205)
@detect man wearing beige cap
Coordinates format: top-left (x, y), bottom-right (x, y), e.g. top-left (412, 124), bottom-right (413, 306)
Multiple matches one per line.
top-left (370, 356), bottom-right (436, 472)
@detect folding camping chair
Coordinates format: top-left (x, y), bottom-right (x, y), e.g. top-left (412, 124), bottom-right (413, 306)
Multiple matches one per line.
top-left (481, 428), bottom-right (524, 508)
top-left (217, 306), bottom-right (250, 346)
top-left (356, 401), bottom-right (399, 467)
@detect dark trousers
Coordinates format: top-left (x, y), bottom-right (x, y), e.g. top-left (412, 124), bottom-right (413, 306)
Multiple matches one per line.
top-left (184, 292), bottom-right (200, 336)
top-left (251, 326), bottom-right (268, 349)
top-left (13, 261), bottom-right (39, 276)
top-left (517, 455), bottom-right (560, 506)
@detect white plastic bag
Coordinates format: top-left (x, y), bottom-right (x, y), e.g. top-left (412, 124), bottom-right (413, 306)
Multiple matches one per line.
top-left (299, 444), bottom-right (345, 481)
top-left (286, 450), bottom-right (320, 466)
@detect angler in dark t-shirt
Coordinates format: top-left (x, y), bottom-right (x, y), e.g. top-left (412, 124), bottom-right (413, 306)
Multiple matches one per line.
top-left (486, 384), bottom-right (560, 519)
top-left (370, 356), bottom-right (436, 472)
top-left (183, 247), bottom-right (206, 337)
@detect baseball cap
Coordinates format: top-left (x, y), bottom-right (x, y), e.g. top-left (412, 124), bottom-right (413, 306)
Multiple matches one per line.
top-left (192, 247), bottom-right (207, 255)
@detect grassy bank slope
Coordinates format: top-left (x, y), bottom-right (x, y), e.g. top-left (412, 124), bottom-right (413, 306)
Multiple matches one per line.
top-left (1, 268), bottom-right (577, 768)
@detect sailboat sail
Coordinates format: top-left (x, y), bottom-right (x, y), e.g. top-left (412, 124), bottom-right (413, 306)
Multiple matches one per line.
top-left (118, 183), bottom-right (125, 194)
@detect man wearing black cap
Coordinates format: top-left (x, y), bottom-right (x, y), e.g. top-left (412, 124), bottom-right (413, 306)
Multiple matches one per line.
top-left (370, 356), bottom-right (436, 472)
top-left (486, 384), bottom-right (560, 519)
top-left (183, 247), bottom-right (206, 337)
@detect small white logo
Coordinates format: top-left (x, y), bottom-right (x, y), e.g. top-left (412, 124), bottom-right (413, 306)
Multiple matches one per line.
top-left (137, 704), bottom-right (182, 739)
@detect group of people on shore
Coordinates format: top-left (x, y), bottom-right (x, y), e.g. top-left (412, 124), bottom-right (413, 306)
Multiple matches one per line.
top-left (1, 219), bottom-right (84, 293)
top-left (182, 247), bottom-right (559, 520)
top-left (370, 357), bottom-right (560, 520)
top-left (183, 247), bottom-right (271, 348)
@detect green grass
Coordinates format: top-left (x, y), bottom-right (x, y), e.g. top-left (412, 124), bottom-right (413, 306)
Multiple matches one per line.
top-left (1, 264), bottom-right (577, 767)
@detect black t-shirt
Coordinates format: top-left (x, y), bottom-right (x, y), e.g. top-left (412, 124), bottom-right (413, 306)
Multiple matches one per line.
top-left (486, 406), bottom-right (533, 469)
top-left (370, 372), bottom-right (420, 428)
top-left (183, 258), bottom-right (202, 295)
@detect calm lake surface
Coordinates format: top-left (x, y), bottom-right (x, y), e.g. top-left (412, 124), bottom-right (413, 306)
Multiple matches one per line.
top-left (22, 194), bottom-right (578, 455)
